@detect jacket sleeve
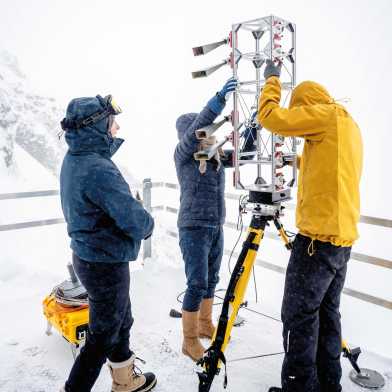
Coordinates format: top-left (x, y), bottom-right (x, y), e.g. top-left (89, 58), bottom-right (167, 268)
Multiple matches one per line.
top-left (258, 77), bottom-right (331, 140)
top-left (174, 106), bottom-right (218, 164)
top-left (85, 162), bottom-right (154, 241)
top-left (222, 126), bottom-right (257, 168)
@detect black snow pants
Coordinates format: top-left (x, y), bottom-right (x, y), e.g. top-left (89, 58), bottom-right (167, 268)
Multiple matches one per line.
top-left (281, 234), bottom-right (351, 392)
top-left (65, 254), bottom-right (134, 392)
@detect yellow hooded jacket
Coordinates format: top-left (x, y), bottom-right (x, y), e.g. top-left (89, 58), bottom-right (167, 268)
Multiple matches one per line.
top-left (258, 77), bottom-right (363, 246)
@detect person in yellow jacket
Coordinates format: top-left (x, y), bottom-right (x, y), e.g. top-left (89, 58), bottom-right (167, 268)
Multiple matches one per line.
top-left (258, 60), bottom-right (363, 392)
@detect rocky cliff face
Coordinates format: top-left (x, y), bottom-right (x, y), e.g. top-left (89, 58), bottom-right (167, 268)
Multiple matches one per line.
top-left (0, 50), bottom-right (65, 177)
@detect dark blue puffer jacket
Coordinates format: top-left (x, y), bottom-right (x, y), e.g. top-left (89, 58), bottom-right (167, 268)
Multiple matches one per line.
top-left (174, 105), bottom-right (256, 228)
top-left (60, 96), bottom-right (154, 263)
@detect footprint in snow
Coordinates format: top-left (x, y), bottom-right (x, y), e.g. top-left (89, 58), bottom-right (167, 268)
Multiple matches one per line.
top-left (23, 346), bottom-right (45, 357)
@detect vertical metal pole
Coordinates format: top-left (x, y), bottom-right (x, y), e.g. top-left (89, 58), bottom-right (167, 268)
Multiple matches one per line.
top-left (270, 15), bottom-right (276, 190)
top-left (255, 32), bottom-right (263, 183)
top-left (232, 25), bottom-right (240, 189)
top-left (67, 263), bottom-right (78, 283)
top-left (291, 23), bottom-right (298, 186)
top-left (142, 178), bottom-right (152, 260)
top-left (292, 23), bottom-right (297, 88)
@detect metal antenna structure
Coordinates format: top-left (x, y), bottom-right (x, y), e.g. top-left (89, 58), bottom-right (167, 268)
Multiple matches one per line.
top-left (192, 15), bottom-right (297, 204)
top-left (231, 16), bottom-right (297, 204)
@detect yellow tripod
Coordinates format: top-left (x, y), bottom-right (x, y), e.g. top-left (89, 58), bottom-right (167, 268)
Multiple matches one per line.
top-left (198, 203), bottom-right (291, 391)
top-left (197, 203), bottom-right (370, 391)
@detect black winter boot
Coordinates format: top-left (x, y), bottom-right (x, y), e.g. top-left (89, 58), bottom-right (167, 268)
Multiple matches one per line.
top-left (268, 388), bottom-right (282, 392)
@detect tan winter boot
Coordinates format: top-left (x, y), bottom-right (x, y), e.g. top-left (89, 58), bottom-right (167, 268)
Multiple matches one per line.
top-left (199, 298), bottom-right (216, 339)
top-left (108, 355), bottom-right (157, 392)
top-left (182, 310), bottom-right (205, 361)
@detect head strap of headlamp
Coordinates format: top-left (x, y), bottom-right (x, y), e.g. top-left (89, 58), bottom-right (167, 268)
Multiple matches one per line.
top-left (60, 95), bottom-right (122, 131)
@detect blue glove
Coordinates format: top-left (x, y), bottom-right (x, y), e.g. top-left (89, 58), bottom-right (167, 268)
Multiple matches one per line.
top-left (264, 59), bottom-right (282, 80)
top-left (207, 77), bottom-right (238, 115)
top-left (218, 77), bottom-right (238, 100)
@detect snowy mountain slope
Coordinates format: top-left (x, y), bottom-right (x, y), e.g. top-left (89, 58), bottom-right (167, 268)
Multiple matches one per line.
top-left (0, 143), bottom-right (58, 196)
top-left (0, 49), bottom-right (143, 191)
top-left (0, 50), bottom-right (65, 179)
top-left (0, 216), bottom-right (391, 392)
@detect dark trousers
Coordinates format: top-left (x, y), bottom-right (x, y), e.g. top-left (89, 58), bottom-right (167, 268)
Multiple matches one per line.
top-left (281, 234), bottom-right (351, 392)
top-left (179, 226), bottom-right (224, 311)
top-left (65, 254), bottom-right (134, 392)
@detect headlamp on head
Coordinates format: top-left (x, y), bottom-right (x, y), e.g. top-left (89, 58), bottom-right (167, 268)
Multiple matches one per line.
top-left (60, 94), bottom-right (122, 131)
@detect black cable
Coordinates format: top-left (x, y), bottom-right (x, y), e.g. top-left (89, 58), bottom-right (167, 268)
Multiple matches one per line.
top-left (228, 195), bottom-right (246, 274)
top-left (252, 266), bottom-right (258, 304)
top-left (285, 230), bottom-right (297, 238)
top-left (228, 223), bottom-right (244, 274)
top-left (176, 289), bottom-right (186, 304)
top-left (174, 288), bottom-right (283, 364)
top-left (213, 293), bottom-right (282, 323)
top-left (228, 351), bottom-right (284, 363)
top-left (242, 306), bottom-right (282, 323)
top-left (176, 288), bottom-right (226, 307)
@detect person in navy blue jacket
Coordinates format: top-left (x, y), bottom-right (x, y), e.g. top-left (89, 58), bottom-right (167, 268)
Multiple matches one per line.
top-left (174, 79), bottom-right (257, 361)
top-left (59, 95), bottom-right (156, 392)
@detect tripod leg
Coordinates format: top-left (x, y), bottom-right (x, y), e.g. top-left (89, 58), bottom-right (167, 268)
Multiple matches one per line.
top-left (273, 217), bottom-right (293, 250)
top-left (218, 228), bottom-right (264, 354)
top-left (342, 339), bottom-right (386, 389)
top-left (342, 339), bottom-right (361, 374)
top-left (198, 215), bottom-right (266, 392)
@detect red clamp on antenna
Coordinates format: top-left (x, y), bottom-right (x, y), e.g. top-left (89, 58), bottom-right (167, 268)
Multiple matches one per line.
top-left (229, 31), bottom-right (238, 48)
top-left (230, 110), bottom-right (239, 126)
top-left (233, 170), bottom-right (240, 187)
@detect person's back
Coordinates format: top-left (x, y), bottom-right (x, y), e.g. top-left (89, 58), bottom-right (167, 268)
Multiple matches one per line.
top-left (174, 109), bottom-right (227, 229)
top-left (259, 78), bottom-right (363, 246)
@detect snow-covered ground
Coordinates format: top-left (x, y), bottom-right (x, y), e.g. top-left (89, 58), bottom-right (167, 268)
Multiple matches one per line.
top-left (0, 218), bottom-right (391, 392)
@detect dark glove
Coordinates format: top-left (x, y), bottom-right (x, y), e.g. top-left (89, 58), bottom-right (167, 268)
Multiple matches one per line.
top-left (207, 77), bottom-right (238, 115)
top-left (264, 59), bottom-right (282, 80)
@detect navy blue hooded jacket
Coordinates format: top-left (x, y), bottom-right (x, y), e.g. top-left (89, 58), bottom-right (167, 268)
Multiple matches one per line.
top-left (174, 105), bottom-right (256, 228)
top-left (60, 96), bottom-right (154, 263)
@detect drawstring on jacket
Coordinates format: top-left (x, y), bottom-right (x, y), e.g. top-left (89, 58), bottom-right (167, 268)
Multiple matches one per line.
top-left (333, 97), bottom-right (352, 104)
top-left (307, 239), bottom-right (316, 256)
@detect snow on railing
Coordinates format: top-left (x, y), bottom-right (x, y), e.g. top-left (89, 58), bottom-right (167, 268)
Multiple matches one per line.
top-left (0, 179), bottom-right (391, 311)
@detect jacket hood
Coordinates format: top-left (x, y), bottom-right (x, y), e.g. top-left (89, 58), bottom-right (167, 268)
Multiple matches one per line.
top-left (289, 81), bottom-right (334, 108)
top-left (176, 113), bottom-right (198, 140)
top-left (64, 96), bottom-right (123, 157)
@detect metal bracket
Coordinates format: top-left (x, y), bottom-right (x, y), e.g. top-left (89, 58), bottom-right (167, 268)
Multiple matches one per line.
top-left (193, 38), bottom-right (229, 56)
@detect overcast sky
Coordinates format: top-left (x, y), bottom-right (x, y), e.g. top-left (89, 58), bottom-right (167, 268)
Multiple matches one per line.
top-left (1, 0), bottom-right (391, 219)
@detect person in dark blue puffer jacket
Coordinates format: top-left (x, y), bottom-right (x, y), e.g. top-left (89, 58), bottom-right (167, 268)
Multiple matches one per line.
top-left (59, 95), bottom-right (156, 392)
top-left (174, 78), bottom-right (257, 361)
